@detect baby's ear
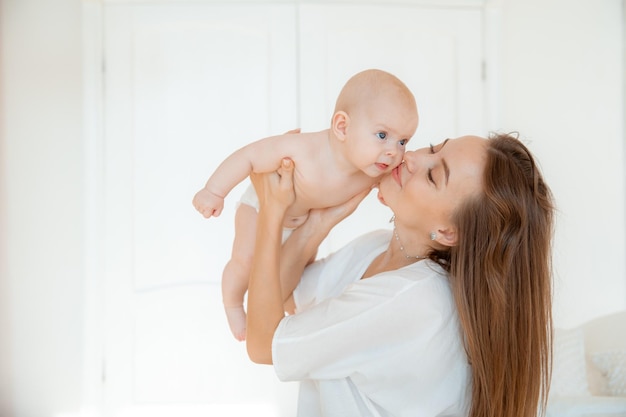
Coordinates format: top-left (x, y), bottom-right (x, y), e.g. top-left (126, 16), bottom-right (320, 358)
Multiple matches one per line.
top-left (331, 111), bottom-right (349, 141)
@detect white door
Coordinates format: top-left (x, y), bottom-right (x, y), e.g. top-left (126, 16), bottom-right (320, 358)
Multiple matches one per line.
top-left (99, 2), bottom-right (484, 416)
top-left (102, 4), bottom-right (299, 417)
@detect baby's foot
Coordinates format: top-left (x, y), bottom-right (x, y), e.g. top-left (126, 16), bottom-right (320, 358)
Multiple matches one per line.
top-left (224, 305), bottom-right (247, 341)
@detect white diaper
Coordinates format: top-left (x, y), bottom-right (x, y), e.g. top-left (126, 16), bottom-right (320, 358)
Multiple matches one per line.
top-left (236, 183), bottom-right (294, 242)
top-left (237, 182), bottom-right (260, 211)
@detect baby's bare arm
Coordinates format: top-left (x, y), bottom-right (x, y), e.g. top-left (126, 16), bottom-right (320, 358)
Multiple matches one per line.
top-left (192, 133), bottom-right (308, 218)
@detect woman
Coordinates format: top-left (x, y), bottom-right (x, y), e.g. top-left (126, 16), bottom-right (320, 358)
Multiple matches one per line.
top-left (247, 133), bottom-right (554, 417)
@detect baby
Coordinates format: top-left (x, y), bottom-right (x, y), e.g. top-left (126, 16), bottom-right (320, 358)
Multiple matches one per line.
top-left (193, 69), bottom-right (418, 340)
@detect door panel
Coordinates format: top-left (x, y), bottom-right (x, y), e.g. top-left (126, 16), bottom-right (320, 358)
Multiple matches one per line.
top-left (103, 4), bottom-right (299, 416)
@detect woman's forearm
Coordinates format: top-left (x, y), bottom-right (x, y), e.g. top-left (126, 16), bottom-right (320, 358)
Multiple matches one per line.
top-left (279, 216), bottom-right (332, 302)
top-left (246, 159), bottom-right (296, 365)
top-left (279, 188), bottom-right (372, 303)
top-left (246, 206), bottom-right (285, 364)
top-left (247, 170), bottom-right (370, 361)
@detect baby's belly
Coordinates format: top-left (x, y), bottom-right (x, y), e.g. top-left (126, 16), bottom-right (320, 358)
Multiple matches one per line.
top-left (282, 200), bottom-right (313, 229)
top-left (282, 212), bottom-right (309, 229)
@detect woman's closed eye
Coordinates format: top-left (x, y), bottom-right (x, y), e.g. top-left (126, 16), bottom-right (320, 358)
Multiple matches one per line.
top-left (427, 139), bottom-right (450, 186)
top-left (428, 143), bottom-right (436, 185)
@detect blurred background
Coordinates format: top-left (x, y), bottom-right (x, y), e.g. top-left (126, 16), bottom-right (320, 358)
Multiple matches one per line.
top-left (0, 0), bottom-right (624, 416)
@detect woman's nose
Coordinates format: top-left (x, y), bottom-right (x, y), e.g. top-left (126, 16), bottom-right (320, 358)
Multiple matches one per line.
top-left (402, 150), bottom-right (417, 167)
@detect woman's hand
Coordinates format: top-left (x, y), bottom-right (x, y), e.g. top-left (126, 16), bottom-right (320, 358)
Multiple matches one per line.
top-left (286, 186), bottom-right (372, 245)
top-left (250, 158), bottom-right (296, 216)
top-left (306, 187), bottom-right (372, 234)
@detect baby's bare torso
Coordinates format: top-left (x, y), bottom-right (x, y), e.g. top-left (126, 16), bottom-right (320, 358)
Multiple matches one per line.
top-left (280, 131), bottom-right (377, 228)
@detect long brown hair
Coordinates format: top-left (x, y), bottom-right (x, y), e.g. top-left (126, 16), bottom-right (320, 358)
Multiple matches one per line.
top-left (435, 133), bottom-right (554, 417)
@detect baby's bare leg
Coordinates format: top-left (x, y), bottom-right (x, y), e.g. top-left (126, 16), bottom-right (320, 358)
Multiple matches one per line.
top-left (222, 203), bottom-right (257, 341)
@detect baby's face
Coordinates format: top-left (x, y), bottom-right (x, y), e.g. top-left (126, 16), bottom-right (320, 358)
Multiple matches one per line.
top-left (346, 99), bottom-right (418, 178)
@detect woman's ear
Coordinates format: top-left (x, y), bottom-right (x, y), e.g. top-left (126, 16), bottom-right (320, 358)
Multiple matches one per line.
top-left (331, 111), bottom-right (349, 142)
top-left (435, 226), bottom-right (458, 247)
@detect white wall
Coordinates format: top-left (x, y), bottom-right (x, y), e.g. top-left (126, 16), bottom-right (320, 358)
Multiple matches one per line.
top-left (0, 0), bottom-right (84, 416)
top-left (0, 0), bottom-right (623, 416)
top-left (494, 0), bottom-right (625, 327)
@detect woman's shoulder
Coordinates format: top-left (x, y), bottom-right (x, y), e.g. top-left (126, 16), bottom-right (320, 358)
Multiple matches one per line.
top-left (315, 230), bottom-right (390, 272)
top-left (346, 229), bottom-right (392, 251)
top-left (358, 258), bottom-right (452, 312)
top-left (320, 229), bottom-right (390, 262)
top-left (400, 258), bottom-right (448, 280)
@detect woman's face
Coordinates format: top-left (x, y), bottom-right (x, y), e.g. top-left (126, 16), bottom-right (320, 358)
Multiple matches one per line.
top-left (377, 135), bottom-right (488, 245)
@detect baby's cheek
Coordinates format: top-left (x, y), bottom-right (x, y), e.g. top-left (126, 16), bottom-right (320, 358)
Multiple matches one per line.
top-left (396, 151), bottom-right (406, 165)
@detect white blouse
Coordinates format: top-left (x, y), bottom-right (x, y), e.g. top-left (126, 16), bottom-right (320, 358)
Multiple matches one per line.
top-left (272, 230), bottom-right (471, 417)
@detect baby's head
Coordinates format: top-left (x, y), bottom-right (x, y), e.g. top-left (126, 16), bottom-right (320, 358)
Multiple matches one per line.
top-left (332, 69), bottom-right (419, 177)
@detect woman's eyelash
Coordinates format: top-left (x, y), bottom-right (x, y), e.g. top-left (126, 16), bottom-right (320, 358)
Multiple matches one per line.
top-left (428, 144), bottom-right (436, 183)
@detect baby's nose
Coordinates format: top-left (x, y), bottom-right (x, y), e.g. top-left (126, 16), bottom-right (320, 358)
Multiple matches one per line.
top-left (385, 143), bottom-right (397, 156)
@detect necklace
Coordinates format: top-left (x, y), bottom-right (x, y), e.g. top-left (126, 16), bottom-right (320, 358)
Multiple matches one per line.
top-left (391, 216), bottom-right (428, 260)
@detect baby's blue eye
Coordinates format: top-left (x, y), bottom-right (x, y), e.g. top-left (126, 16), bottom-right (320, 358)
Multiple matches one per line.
top-left (376, 132), bottom-right (387, 140)
top-left (399, 139), bottom-right (408, 146)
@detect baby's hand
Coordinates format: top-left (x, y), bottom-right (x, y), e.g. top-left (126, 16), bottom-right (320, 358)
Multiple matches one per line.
top-left (192, 188), bottom-right (224, 218)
